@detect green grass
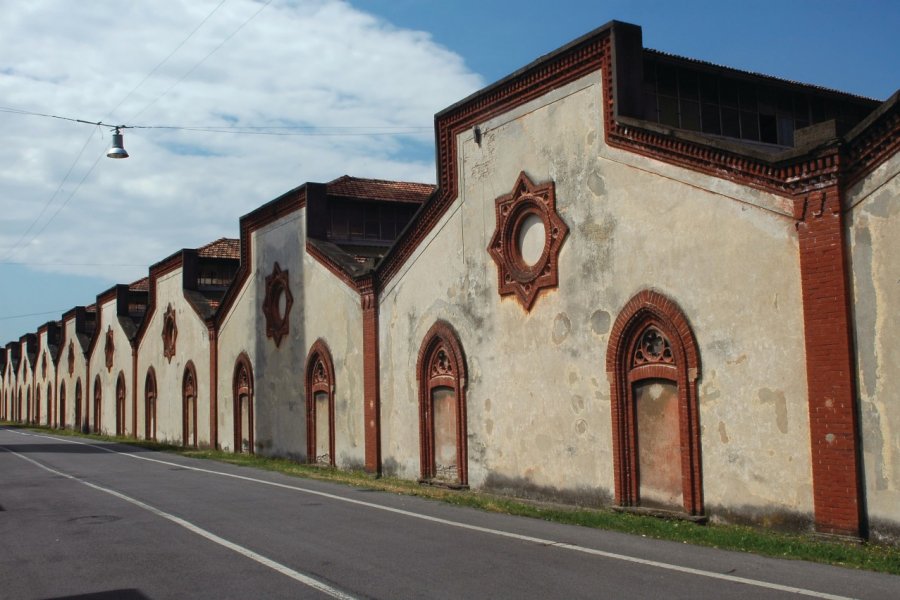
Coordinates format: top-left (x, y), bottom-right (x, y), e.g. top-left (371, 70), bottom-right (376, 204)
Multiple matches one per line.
top-left (6, 422), bottom-right (900, 575)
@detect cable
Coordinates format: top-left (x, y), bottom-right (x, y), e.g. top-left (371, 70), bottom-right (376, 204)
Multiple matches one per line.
top-left (0, 309), bottom-right (71, 322)
top-left (103, 0), bottom-right (228, 122)
top-left (0, 106), bottom-right (431, 135)
top-left (128, 0), bottom-right (274, 122)
top-left (0, 128), bottom-right (99, 262)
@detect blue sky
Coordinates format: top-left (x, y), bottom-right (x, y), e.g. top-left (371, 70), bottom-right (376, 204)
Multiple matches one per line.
top-left (1, 0), bottom-right (898, 345)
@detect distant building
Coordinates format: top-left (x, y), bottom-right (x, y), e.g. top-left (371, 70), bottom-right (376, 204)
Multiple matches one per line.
top-left (2, 21), bottom-right (898, 543)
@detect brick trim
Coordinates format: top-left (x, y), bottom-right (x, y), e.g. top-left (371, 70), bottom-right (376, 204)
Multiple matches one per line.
top-left (796, 182), bottom-right (862, 537)
top-left (488, 172), bottom-right (569, 310)
top-left (115, 372), bottom-right (126, 436)
top-left (182, 361), bottom-right (198, 448)
top-left (416, 320), bottom-right (468, 486)
top-left (360, 277), bottom-right (380, 474)
top-left (93, 374), bottom-right (101, 433)
top-left (232, 352), bottom-right (254, 454)
top-left (606, 290), bottom-right (702, 515)
top-left (262, 262), bottom-right (292, 347)
top-left (144, 367), bottom-right (157, 441)
top-left (305, 339), bottom-right (336, 466)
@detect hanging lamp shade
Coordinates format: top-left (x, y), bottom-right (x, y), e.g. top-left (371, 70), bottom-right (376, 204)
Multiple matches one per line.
top-left (106, 127), bottom-right (129, 159)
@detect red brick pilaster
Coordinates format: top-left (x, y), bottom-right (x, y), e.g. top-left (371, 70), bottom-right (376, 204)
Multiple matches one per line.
top-left (360, 277), bottom-right (381, 475)
top-left (131, 346), bottom-right (138, 438)
top-left (795, 178), bottom-right (862, 537)
top-left (208, 324), bottom-right (218, 449)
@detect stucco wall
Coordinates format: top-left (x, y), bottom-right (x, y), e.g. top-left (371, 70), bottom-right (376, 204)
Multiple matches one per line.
top-left (217, 209), bottom-right (365, 467)
top-left (16, 346), bottom-right (33, 422)
top-left (57, 320), bottom-right (89, 430)
top-left (34, 333), bottom-right (56, 426)
top-left (847, 151), bottom-right (900, 541)
top-left (136, 268), bottom-right (211, 446)
top-left (378, 71), bottom-right (811, 523)
top-left (89, 301), bottom-right (136, 436)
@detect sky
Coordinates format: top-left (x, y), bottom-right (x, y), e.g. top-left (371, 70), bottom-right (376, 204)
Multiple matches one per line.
top-left (1, 0), bottom-right (898, 345)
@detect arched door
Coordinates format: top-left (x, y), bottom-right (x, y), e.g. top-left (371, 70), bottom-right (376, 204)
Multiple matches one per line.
top-left (115, 373), bottom-right (126, 436)
top-left (93, 375), bottom-right (102, 433)
top-left (59, 383), bottom-right (66, 429)
top-left (606, 290), bottom-right (703, 515)
top-left (305, 341), bottom-right (334, 466)
top-left (233, 355), bottom-right (254, 454)
top-left (74, 380), bottom-right (83, 431)
top-left (182, 363), bottom-right (198, 448)
top-left (417, 322), bottom-right (468, 487)
top-left (145, 369), bottom-right (157, 441)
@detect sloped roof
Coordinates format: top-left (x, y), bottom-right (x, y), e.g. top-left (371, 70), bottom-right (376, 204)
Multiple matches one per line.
top-left (197, 237), bottom-right (240, 259)
top-left (326, 175), bottom-right (434, 203)
top-left (129, 277), bottom-right (149, 292)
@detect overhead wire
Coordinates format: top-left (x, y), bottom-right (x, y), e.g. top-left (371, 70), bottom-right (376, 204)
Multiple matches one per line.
top-left (128, 0), bottom-right (274, 122)
top-left (0, 128), bottom-right (99, 262)
top-left (103, 0), bottom-right (228, 122)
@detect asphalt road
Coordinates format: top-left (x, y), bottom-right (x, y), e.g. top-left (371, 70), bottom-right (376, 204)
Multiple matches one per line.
top-left (1, 426), bottom-right (898, 600)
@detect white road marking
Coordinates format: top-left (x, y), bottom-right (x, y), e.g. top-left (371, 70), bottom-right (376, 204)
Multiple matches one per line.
top-left (3, 428), bottom-right (858, 600)
top-left (0, 437), bottom-right (358, 600)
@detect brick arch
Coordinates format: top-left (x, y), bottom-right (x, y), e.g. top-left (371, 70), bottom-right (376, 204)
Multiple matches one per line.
top-left (305, 339), bottom-right (335, 466)
top-left (115, 372), bottom-right (127, 437)
top-left (93, 374), bottom-right (102, 433)
top-left (232, 352), bottom-right (254, 454)
top-left (416, 320), bottom-right (468, 487)
top-left (182, 361), bottom-right (198, 448)
top-left (606, 289), bottom-right (702, 515)
top-left (144, 367), bottom-right (157, 441)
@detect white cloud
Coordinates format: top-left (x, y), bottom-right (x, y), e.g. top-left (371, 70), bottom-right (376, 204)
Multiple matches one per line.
top-left (0, 0), bottom-right (483, 283)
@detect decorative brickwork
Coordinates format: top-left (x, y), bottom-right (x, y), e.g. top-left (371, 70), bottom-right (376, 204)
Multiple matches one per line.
top-left (115, 372), bottom-right (126, 436)
top-left (182, 361), bottom-right (198, 448)
top-left (145, 368), bottom-right (157, 441)
top-left (416, 321), bottom-right (468, 487)
top-left (104, 326), bottom-right (114, 372)
top-left (606, 290), bottom-right (702, 515)
top-left (360, 277), bottom-right (381, 474)
top-left (305, 339), bottom-right (335, 466)
top-left (232, 353), bottom-right (254, 454)
top-left (488, 172), bottom-right (568, 310)
top-left (795, 181), bottom-right (862, 537)
top-left (162, 304), bottom-right (177, 363)
top-left (262, 262), bottom-right (292, 347)
top-left (93, 374), bottom-right (101, 433)
top-left (67, 341), bottom-right (75, 376)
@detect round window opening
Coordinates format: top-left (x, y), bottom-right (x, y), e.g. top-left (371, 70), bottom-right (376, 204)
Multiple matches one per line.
top-left (516, 212), bottom-right (546, 268)
top-left (275, 285), bottom-right (288, 320)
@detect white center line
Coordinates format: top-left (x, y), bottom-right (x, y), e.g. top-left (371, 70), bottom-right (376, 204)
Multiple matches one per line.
top-left (3, 429), bottom-right (859, 600)
top-left (0, 439), bottom-right (358, 600)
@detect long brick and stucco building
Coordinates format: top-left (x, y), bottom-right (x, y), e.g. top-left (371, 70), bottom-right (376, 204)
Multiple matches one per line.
top-left (2, 21), bottom-right (898, 543)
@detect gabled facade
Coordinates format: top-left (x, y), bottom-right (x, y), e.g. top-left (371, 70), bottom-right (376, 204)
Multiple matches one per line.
top-left (15, 334), bottom-right (38, 424)
top-left (214, 177), bottom-right (430, 462)
top-left (134, 239), bottom-right (239, 447)
top-left (55, 307), bottom-right (96, 430)
top-left (34, 322), bottom-right (61, 427)
top-left (87, 279), bottom-right (149, 436)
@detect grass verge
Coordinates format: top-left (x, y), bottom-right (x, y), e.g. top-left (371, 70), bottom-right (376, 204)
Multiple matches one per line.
top-left (6, 422), bottom-right (900, 575)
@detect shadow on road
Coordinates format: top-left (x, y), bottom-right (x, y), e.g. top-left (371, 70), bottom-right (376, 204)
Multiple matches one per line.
top-left (41, 590), bottom-right (151, 600)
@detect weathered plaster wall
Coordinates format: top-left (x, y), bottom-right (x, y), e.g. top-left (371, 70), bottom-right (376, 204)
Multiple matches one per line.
top-left (217, 209), bottom-right (365, 466)
top-left (379, 71), bottom-right (812, 523)
top-left (847, 152), bottom-right (900, 541)
top-left (34, 333), bottom-right (56, 426)
top-left (16, 345), bottom-right (33, 422)
top-left (57, 320), bottom-right (89, 430)
top-left (90, 301), bottom-right (135, 435)
top-left (136, 268), bottom-right (211, 446)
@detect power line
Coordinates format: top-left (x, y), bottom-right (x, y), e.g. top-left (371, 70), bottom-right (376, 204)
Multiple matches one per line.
top-left (104, 0), bottom-right (229, 122)
top-left (0, 309), bottom-right (70, 322)
top-left (0, 128), bottom-right (100, 262)
top-left (128, 0), bottom-right (274, 122)
top-left (0, 106), bottom-right (432, 135)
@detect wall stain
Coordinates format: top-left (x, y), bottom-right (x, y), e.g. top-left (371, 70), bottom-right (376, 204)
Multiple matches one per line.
top-left (590, 310), bottom-right (611, 335)
top-left (718, 421), bottom-right (729, 444)
top-left (759, 388), bottom-right (788, 434)
top-left (552, 313), bottom-right (571, 345)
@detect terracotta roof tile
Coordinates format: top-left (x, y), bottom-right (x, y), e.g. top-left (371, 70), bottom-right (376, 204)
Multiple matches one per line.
top-left (326, 175), bottom-right (434, 204)
top-left (197, 237), bottom-right (240, 259)
top-left (129, 277), bottom-right (149, 292)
